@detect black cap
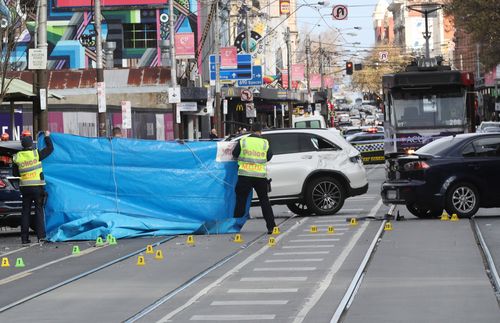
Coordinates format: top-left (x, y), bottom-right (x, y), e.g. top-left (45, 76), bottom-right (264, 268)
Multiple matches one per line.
top-left (21, 136), bottom-right (33, 149)
top-left (252, 123), bottom-right (263, 132)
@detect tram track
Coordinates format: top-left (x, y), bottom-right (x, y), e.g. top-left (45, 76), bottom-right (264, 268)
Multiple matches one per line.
top-left (471, 216), bottom-right (500, 303)
top-left (124, 215), bottom-right (297, 322)
top-left (330, 204), bottom-right (397, 323)
top-left (0, 236), bottom-right (177, 313)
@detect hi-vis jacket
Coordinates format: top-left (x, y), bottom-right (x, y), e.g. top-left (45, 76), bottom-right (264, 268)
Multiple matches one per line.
top-left (13, 150), bottom-right (45, 186)
top-left (237, 136), bottom-right (269, 178)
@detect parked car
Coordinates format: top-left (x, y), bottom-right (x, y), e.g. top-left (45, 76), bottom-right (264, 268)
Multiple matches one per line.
top-left (381, 133), bottom-right (500, 218)
top-left (0, 142), bottom-right (34, 228)
top-left (346, 131), bottom-right (385, 164)
top-left (477, 121), bottom-right (500, 133)
top-left (292, 113), bottom-right (327, 129)
top-left (230, 129), bottom-right (369, 216)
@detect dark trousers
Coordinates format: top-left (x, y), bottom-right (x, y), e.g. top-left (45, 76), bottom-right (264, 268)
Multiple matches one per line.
top-left (234, 175), bottom-right (276, 232)
top-left (20, 185), bottom-right (46, 242)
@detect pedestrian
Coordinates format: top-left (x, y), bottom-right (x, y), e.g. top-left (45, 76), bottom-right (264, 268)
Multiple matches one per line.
top-left (232, 123), bottom-right (276, 233)
top-left (0, 132), bottom-right (11, 166)
top-left (13, 130), bottom-right (54, 244)
top-left (112, 127), bottom-right (122, 138)
top-left (209, 128), bottom-right (218, 140)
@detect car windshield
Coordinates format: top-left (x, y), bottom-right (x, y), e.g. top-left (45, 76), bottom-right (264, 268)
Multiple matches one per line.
top-left (479, 122), bottom-right (500, 131)
top-left (295, 120), bottom-right (322, 128)
top-left (416, 136), bottom-right (458, 155)
top-left (391, 90), bottom-right (466, 128)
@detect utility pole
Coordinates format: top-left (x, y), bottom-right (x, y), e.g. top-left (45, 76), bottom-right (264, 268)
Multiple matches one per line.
top-left (214, 0), bottom-right (222, 137)
top-left (169, 0), bottom-right (180, 139)
top-left (305, 35), bottom-right (310, 94)
top-left (319, 36), bottom-right (324, 91)
top-left (286, 27), bottom-right (292, 127)
top-left (245, 5), bottom-right (251, 53)
top-left (36, 0), bottom-right (48, 133)
top-left (94, 0), bottom-right (106, 137)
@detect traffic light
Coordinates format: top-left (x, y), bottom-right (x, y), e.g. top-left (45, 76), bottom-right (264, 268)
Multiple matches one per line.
top-left (346, 61), bottom-right (353, 75)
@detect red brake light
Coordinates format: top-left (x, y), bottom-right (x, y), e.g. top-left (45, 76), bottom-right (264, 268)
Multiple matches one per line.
top-left (0, 180), bottom-right (6, 189)
top-left (403, 161), bottom-right (430, 171)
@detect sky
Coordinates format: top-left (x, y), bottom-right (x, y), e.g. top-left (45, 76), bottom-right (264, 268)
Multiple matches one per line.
top-left (296, 0), bottom-right (378, 49)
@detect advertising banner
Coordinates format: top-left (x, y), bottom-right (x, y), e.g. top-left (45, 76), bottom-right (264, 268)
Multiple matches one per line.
top-left (292, 64), bottom-right (305, 81)
top-left (220, 47), bottom-right (238, 69)
top-left (280, 0), bottom-right (290, 15)
top-left (282, 70), bottom-right (289, 89)
top-left (310, 74), bottom-right (321, 89)
top-left (55, 0), bottom-right (167, 9)
top-left (175, 33), bottom-right (195, 59)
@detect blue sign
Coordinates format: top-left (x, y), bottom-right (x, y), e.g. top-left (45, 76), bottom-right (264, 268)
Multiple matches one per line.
top-left (237, 65), bottom-right (263, 87)
top-left (210, 54), bottom-right (252, 81)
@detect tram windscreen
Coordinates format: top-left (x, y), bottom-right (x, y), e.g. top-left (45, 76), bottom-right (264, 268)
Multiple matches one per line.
top-left (391, 90), bottom-right (466, 128)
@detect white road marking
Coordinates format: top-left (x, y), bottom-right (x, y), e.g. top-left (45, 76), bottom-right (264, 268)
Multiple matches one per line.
top-left (190, 314), bottom-right (275, 320)
top-left (264, 258), bottom-right (323, 263)
top-left (334, 209), bottom-right (363, 213)
top-left (210, 300), bottom-right (288, 305)
top-left (282, 245), bottom-right (335, 249)
top-left (298, 233), bottom-right (344, 237)
top-left (315, 224), bottom-right (349, 227)
top-left (0, 245), bottom-right (31, 257)
top-left (290, 239), bottom-right (339, 243)
top-left (313, 219), bottom-right (352, 223)
top-left (349, 195), bottom-right (377, 200)
top-left (303, 228), bottom-right (348, 232)
top-left (156, 219), bottom-right (306, 323)
top-left (228, 288), bottom-right (298, 293)
top-left (254, 267), bottom-right (316, 271)
top-left (292, 199), bottom-right (383, 323)
top-left (240, 277), bottom-right (307, 282)
top-left (273, 251), bottom-right (329, 256)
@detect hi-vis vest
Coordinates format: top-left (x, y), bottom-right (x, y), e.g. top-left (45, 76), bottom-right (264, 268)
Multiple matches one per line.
top-left (238, 136), bottom-right (269, 178)
top-left (13, 150), bottom-right (45, 186)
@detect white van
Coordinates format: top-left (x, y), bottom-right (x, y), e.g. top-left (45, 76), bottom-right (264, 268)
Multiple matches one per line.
top-left (292, 112), bottom-right (327, 128)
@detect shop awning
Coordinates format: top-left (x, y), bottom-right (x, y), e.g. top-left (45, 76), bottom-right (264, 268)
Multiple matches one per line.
top-left (2, 78), bottom-right (64, 101)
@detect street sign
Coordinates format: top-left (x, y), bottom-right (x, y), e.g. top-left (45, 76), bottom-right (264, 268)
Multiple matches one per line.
top-left (28, 48), bottom-right (47, 70)
top-left (246, 103), bottom-right (256, 118)
top-left (210, 54), bottom-right (252, 81)
top-left (241, 89), bottom-right (253, 102)
top-left (379, 51), bottom-right (389, 62)
top-left (237, 65), bottom-right (263, 87)
top-left (332, 5), bottom-right (348, 20)
top-left (168, 87), bottom-right (181, 103)
top-left (177, 102), bottom-right (198, 112)
top-left (121, 101), bottom-right (132, 129)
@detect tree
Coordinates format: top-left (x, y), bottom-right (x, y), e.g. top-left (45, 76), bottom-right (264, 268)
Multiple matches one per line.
top-left (0, 0), bottom-right (34, 106)
top-left (445, 0), bottom-right (500, 69)
top-left (350, 45), bottom-right (411, 94)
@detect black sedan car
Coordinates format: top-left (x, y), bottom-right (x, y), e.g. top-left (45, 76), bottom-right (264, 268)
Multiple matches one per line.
top-left (0, 142), bottom-right (32, 228)
top-left (381, 133), bottom-right (500, 218)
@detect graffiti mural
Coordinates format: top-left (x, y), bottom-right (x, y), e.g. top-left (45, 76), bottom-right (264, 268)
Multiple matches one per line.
top-left (6, 0), bottom-right (198, 70)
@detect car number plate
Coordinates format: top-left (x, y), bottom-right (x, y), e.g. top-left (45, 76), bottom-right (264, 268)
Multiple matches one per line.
top-left (386, 190), bottom-right (397, 200)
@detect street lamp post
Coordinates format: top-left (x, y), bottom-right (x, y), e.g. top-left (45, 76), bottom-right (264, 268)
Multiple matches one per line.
top-left (407, 3), bottom-right (442, 59)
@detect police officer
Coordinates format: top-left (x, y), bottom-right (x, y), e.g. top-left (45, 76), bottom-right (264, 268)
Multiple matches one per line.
top-left (13, 130), bottom-right (54, 244)
top-left (232, 123), bottom-right (276, 233)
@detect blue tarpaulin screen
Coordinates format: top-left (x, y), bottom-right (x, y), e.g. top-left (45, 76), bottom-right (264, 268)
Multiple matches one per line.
top-left (38, 133), bottom-right (248, 242)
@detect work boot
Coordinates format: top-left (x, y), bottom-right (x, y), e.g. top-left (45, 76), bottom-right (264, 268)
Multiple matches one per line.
top-left (21, 239), bottom-right (31, 245)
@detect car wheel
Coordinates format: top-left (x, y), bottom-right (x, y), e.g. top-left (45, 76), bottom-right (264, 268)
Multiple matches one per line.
top-left (287, 202), bottom-right (312, 216)
top-left (406, 203), bottom-right (442, 219)
top-left (305, 177), bottom-right (345, 216)
top-left (445, 182), bottom-right (479, 218)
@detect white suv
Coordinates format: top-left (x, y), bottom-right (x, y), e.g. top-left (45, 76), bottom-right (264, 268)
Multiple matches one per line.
top-left (231, 129), bottom-right (368, 215)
